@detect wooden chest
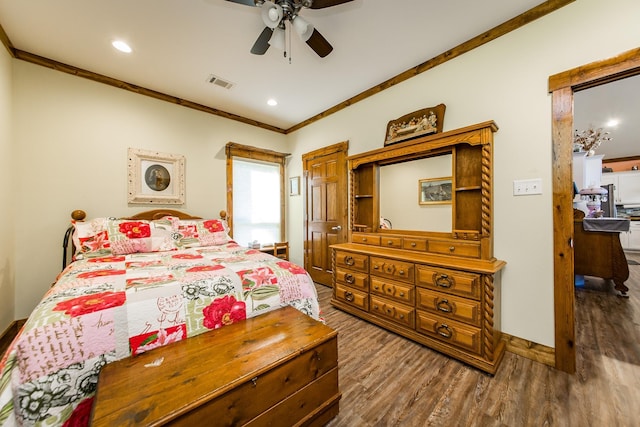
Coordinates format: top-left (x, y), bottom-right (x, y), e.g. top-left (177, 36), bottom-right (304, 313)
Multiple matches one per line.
top-left (91, 306), bottom-right (340, 426)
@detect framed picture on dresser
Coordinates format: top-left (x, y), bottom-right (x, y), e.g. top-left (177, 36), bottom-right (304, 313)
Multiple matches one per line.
top-left (419, 177), bottom-right (452, 205)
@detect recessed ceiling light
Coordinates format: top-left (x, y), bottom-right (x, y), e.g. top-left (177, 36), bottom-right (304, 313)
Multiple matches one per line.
top-left (267, 99), bottom-right (278, 106)
top-left (112, 40), bottom-right (132, 53)
top-left (606, 119), bottom-right (619, 127)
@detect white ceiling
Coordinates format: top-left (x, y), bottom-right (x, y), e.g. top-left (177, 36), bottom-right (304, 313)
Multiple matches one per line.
top-left (574, 74), bottom-right (640, 161)
top-left (0, 0), bottom-right (553, 131)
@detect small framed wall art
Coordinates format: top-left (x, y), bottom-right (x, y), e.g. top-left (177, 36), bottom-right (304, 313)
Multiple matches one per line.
top-left (128, 148), bottom-right (185, 204)
top-left (419, 176), bottom-right (452, 205)
top-left (289, 176), bottom-right (300, 196)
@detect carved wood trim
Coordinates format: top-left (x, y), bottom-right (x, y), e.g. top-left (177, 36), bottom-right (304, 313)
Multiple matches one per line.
top-left (483, 274), bottom-right (496, 361)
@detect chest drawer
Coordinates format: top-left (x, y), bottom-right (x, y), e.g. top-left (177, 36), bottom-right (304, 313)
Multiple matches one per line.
top-left (335, 268), bottom-right (369, 291)
top-left (403, 237), bottom-right (428, 251)
top-left (415, 265), bottom-right (481, 300)
top-left (428, 240), bottom-right (481, 258)
top-left (334, 283), bottom-right (369, 311)
top-left (416, 288), bottom-right (481, 327)
top-left (416, 311), bottom-right (481, 355)
top-left (335, 250), bottom-right (369, 273)
top-left (370, 295), bottom-right (415, 328)
top-left (371, 277), bottom-right (414, 305)
top-left (379, 236), bottom-right (403, 249)
top-left (352, 233), bottom-right (381, 246)
top-left (92, 307), bottom-right (339, 426)
top-left (370, 257), bottom-right (414, 284)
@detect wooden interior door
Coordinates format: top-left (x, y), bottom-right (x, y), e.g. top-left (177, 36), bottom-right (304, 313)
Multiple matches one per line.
top-left (303, 142), bottom-right (349, 287)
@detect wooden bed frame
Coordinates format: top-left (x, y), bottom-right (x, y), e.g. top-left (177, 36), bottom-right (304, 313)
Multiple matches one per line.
top-left (62, 209), bottom-right (228, 269)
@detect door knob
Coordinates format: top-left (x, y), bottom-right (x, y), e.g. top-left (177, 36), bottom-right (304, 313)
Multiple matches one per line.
top-left (331, 225), bottom-right (342, 231)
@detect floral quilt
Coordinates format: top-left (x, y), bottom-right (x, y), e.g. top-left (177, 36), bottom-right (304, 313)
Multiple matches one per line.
top-left (0, 243), bottom-right (320, 427)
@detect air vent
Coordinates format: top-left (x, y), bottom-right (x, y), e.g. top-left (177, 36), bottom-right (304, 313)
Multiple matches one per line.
top-left (206, 74), bottom-right (234, 89)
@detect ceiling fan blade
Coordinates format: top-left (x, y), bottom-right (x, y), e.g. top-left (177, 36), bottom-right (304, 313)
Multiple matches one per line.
top-left (251, 27), bottom-right (273, 55)
top-left (306, 28), bottom-right (333, 57)
top-left (308, 0), bottom-right (354, 9)
top-left (225, 0), bottom-right (258, 6)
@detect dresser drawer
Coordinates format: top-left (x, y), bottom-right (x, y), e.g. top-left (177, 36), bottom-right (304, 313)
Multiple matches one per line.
top-left (415, 265), bottom-right (481, 300)
top-left (370, 257), bottom-right (414, 284)
top-left (416, 288), bottom-right (481, 327)
top-left (379, 236), bottom-right (403, 249)
top-left (416, 311), bottom-right (481, 355)
top-left (370, 295), bottom-right (415, 328)
top-left (335, 268), bottom-right (369, 291)
top-left (428, 239), bottom-right (481, 258)
top-left (334, 250), bottom-right (369, 273)
top-left (352, 233), bottom-right (381, 246)
top-left (403, 237), bottom-right (428, 251)
top-left (370, 277), bottom-right (414, 305)
top-left (334, 284), bottom-right (369, 311)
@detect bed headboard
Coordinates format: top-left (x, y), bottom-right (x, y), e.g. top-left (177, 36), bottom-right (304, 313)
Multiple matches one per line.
top-left (62, 209), bottom-right (228, 269)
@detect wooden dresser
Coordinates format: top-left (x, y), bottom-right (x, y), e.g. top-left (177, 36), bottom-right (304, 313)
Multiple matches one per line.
top-left (91, 307), bottom-right (340, 426)
top-left (331, 121), bottom-right (506, 374)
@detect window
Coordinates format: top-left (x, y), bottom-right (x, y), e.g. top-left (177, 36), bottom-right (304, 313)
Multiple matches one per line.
top-left (225, 142), bottom-right (288, 246)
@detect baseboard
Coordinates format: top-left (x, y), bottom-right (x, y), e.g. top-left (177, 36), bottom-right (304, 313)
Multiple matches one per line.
top-left (0, 319), bottom-right (27, 356)
top-left (502, 333), bottom-right (555, 367)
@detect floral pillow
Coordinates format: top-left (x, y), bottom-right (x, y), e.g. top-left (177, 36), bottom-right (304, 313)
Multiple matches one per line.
top-left (72, 217), bottom-right (113, 259)
top-left (106, 218), bottom-right (176, 255)
top-left (171, 218), bottom-right (232, 248)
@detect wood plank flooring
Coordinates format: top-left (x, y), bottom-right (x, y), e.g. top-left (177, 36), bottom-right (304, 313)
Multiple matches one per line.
top-left (318, 252), bottom-right (640, 427)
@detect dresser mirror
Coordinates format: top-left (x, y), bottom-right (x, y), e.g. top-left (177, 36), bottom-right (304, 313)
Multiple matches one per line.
top-left (379, 153), bottom-right (452, 232)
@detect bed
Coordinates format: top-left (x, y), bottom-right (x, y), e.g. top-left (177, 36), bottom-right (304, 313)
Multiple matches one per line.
top-left (0, 210), bottom-right (321, 427)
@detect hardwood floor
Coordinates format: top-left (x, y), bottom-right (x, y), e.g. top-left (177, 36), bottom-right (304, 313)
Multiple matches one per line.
top-left (318, 252), bottom-right (640, 427)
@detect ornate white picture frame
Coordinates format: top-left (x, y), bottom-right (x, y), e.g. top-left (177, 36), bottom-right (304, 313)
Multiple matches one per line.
top-left (127, 148), bottom-right (185, 205)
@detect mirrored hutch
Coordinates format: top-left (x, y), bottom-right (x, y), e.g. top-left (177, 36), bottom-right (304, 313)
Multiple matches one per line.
top-left (330, 121), bottom-right (506, 374)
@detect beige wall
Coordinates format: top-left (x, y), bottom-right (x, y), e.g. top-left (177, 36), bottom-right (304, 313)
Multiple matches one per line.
top-left (0, 46), bottom-right (14, 333)
top-left (11, 61), bottom-right (288, 317)
top-left (6, 0), bottom-right (640, 349)
top-left (286, 0), bottom-right (640, 347)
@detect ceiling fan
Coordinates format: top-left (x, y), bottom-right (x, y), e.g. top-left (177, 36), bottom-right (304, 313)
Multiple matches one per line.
top-left (226, 0), bottom-right (353, 58)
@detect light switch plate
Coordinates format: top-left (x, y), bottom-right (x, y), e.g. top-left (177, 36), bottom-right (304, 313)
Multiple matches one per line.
top-left (513, 178), bottom-right (542, 196)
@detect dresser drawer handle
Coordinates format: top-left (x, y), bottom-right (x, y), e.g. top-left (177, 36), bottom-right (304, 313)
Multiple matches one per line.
top-left (411, 242), bottom-right (417, 247)
top-left (344, 291), bottom-right (354, 302)
top-left (344, 273), bottom-right (355, 284)
top-left (373, 264), bottom-right (380, 270)
top-left (399, 292), bottom-right (405, 297)
top-left (435, 274), bottom-right (453, 288)
top-left (437, 299), bottom-right (453, 313)
top-left (374, 285), bottom-right (379, 290)
top-left (344, 255), bottom-right (355, 266)
top-left (387, 240), bottom-right (394, 245)
top-left (437, 324), bottom-right (453, 339)
top-left (449, 246), bottom-right (455, 252)
top-left (361, 237), bottom-right (368, 242)
top-left (398, 269), bottom-right (405, 276)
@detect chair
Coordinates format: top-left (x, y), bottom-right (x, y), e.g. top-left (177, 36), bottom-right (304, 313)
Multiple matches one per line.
top-left (273, 242), bottom-right (289, 260)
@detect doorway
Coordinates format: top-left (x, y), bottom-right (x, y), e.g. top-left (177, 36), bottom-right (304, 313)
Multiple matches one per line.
top-left (302, 141), bottom-right (349, 287)
top-left (550, 47), bottom-right (640, 373)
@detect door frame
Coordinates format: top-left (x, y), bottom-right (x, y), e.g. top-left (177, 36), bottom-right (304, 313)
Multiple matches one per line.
top-left (550, 47), bottom-right (640, 373)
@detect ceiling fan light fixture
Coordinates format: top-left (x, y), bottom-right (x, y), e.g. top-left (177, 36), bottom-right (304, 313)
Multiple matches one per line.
top-left (292, 15), bottom-right (313, 41)
top-left (261, 1), bottom-right (283, 28)
top-left (268, 26), bottom-right (286, 50)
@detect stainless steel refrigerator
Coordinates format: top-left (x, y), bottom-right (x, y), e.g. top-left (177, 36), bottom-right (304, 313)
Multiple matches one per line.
top-left (600, 183), bottom-right (617, 217)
